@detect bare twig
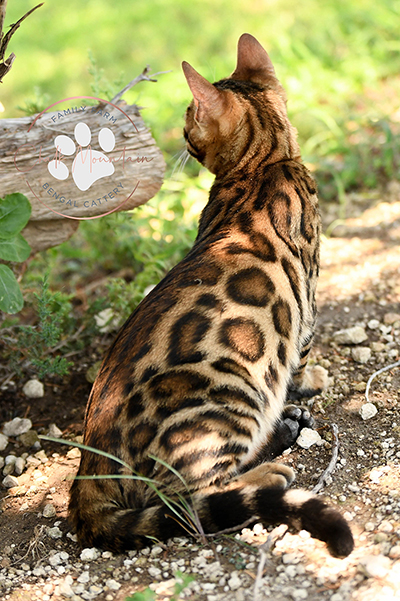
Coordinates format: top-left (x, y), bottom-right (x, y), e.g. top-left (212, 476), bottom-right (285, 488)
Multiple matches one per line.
top-left (365, 359), bottom-right (400, 403)
top-left (312, 423), bottom-right (340, 494)
top-left (0, 2), bottom-right (43, 82)
top-left (253, 525), bottom-right (288, 601)
top-left (0, 3), bottom-right (43, 60)
top-left (204, 515), bottom-right (259, 537)
top-left (110, 65), bottom-right (171, 104)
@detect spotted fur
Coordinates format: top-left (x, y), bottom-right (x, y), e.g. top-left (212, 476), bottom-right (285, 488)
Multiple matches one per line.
top-left (69, 34), bottom-right (354, 558)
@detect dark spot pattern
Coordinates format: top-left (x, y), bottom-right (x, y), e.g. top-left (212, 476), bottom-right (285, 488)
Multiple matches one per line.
top-left (277, 341), bottom-right (287, 366)
top-left (219, 317), bottom-right (265, 362)
top-left (168, 311), bottom-right (211, 365)
top-left (272, 299), bottom-right (292, 339)
top-left (226, 267), bottom-right (275, 307)
top-left (209, 385), bottom-right (260, 411)
top-left (149, 369), bottom-right (210, 402)
top-left (127, 391), bottom-right (145, 420)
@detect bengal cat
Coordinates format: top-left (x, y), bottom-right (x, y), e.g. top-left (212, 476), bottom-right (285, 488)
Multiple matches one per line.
top-left (69, 34), bottom-right (354, 558)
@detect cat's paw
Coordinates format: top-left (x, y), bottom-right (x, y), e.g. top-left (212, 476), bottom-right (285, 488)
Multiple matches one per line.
top-left (239, 462), bottom-right (295, 489)
top-left (263, 404), bottom-right (315, 459)
top-left (288, 365), bottom-right (329, 400)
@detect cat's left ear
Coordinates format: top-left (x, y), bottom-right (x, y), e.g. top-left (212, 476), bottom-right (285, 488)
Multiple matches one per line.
top-left (182, 61), bottom-right (226, 124)
top-left (231, 33), bottom-right (277, 85)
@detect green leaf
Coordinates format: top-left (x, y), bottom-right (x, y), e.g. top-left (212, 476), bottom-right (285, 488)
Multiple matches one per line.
top-left (0, 234), bottom-right (31, 262)
top-left (0, 193), bottom-right (32, 240)
top-left (0, 264), bottom-right (24, 314)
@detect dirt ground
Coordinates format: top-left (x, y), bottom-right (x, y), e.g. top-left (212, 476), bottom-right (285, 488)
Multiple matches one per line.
top-left (0, 191), bottom-right (400, 601)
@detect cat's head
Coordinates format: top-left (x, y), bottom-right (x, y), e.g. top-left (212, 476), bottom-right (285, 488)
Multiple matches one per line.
top-left (182, 34), bottom-right (300, 177)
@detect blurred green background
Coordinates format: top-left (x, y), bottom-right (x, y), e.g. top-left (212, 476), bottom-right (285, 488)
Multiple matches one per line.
top-left (1, 0), bottom-right (400, 376)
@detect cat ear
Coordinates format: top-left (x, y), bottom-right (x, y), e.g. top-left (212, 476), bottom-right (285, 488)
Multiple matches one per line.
top-left (231, 33), bottom-right (277, 85)
top-left (182, 61), bottom-right (226, 124)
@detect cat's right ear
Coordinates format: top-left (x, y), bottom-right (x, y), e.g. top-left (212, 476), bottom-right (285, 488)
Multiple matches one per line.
top-left (182, 61), bottom-right (226, 125)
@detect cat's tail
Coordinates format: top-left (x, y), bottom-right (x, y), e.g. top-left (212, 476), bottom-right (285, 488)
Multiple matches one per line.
top-left (69, 462), bottom-right (354, 557)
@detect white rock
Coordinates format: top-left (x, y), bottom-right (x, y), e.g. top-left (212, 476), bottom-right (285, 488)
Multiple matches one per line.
top-left (291, 590), bottom-right (308, 600)
top-left (3, 417), bottom-right (32, 437)
top-left (352, 347), bottom-right (371, 363)
top-left (43, 503), bottom-right (56, 518)
top-left (2, 474), bottom-right (19, 488)
top-left (296, 428), bottom-right (323, 449)
top-left (105, 579), bottom-right (121, 591)
top-left (80, 547), bottom-right (99, 561)
top-left (228, 573), bottom-right (242, 590)
top-left (22, 379), bottom-right (44, 398)
top-left (58, 575), bottom-right (74, 598)
top-left (77, 571), bottom-right (90, 583)
top-left (360, 403), bottom-right (378, 420)
top-left (48, 423), bottom-right (63, 438)
top-left (0, 433), bottom-right (8, 451)
top-left (367, 319), bottom-right (380, 330)
top-left (333, 326), bottom-right (368, 345)
top-left (389, 545), bottom-right (400, 559)
top-left (94, 308), bottom-right (119, 333)
top-left (358, 554), bottom-right (391, 578)
top-left (14, 456), bottom-right (26, 476)
top-left (47, 526), bottom-right (63, 539)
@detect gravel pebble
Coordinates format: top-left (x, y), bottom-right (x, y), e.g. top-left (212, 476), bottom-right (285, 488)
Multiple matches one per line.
top-left (2, 474), bottom-right (19, 488)
top-left (296, 428), bottom-right (323, 449)
top-left (0, 433), bottom-right (8, 451)
top-left (47, 526), bottom-right (63, 539)
top-left (358, 554), bottom-right (391, 578)
top-left (351, 346), bottom-right (371, 363)
top-left (333, 326), bottom-right (368, 345)
top-left (80, 548), bottom-right (100, 561)
top-left (360, 403), bottom-right (378, 420)
top-left (3, 417), bottom-right (32, 437)
top-left (43, 503), bottom-right (57, 518)
top-left (22, 379), bottom-right (44, 398)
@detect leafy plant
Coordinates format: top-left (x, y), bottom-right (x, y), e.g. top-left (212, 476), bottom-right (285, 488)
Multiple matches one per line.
top-left (7, 275), bottom-right (74, 378)
top-left (0, 193), bottom-right (32, 314)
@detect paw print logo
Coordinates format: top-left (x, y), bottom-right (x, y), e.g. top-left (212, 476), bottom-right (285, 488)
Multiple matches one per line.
top-left (48, 123), bottom-right (116, 191)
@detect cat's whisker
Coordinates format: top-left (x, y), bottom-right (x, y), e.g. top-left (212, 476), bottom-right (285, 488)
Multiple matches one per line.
top-left (171, 148), bottom-right (191, 177)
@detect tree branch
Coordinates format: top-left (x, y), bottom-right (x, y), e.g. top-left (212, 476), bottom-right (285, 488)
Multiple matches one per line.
top-left (110, 65), bottom-right (170, 104)
top-left (0, 2), bottom-right (43, 82)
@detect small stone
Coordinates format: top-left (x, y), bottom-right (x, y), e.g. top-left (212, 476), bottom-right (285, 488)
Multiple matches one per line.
top-left (364, 522), bottom-right (375, 532)
top-left (47, 526), bottom-right (63, 539)
top-left (58, 575), bottom-right (74, 598)
top-left (14, 456), bottom-right (26, 476)
top-left (370, 342), bottom-right (385, 352)
top-left (151, 545), bottom-right (163, 556)
top-left (105, 579), bottom-right (121, 591)
top-left (0, 433), bottom-right (8, 451)
top-left (358, 554), bottom-right (391, 578)
top-left (352, 347), bottom-right (371, 363)
top-left (35, 450), bottom-right (48, 463)
top-left (353, 382), bottom-right (367, 392)
top-left (378, 520), bottom-right (393, 533)
top-left (18, 430), bottom-right (40, 448)
top-left (383, 312), bottom-right (400, 325)
top-left (333, 326), bottom-right (368, 345)
top-left (22, 379), bottom-right (44, 398)
top-left (48, 423), bottom-right (63, 438)
top-left (296, 428), bottom-right (323, 449)
top-left (77, 571), bottom-right (90, 583)
top-left (2, 474), bottom-right (19, 488)
top-left (291, 590), bottom-right (308, 600)
top-left (367, 319), bottom-right (380, 330)
top-left (94, 308), bottom-right (119, 333)
top-left (43, 503), bottom-right (56, 518)
top-left (3, 417), bottom-right (32, 437)
top-left (80, 547), bottom-right (99, 561)
top-left (389, 545), bottom-right (400, 559)
top-left (228, 573), bottom-right (242, 590)
top-left (360, 403), bottom-right (378, 420)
